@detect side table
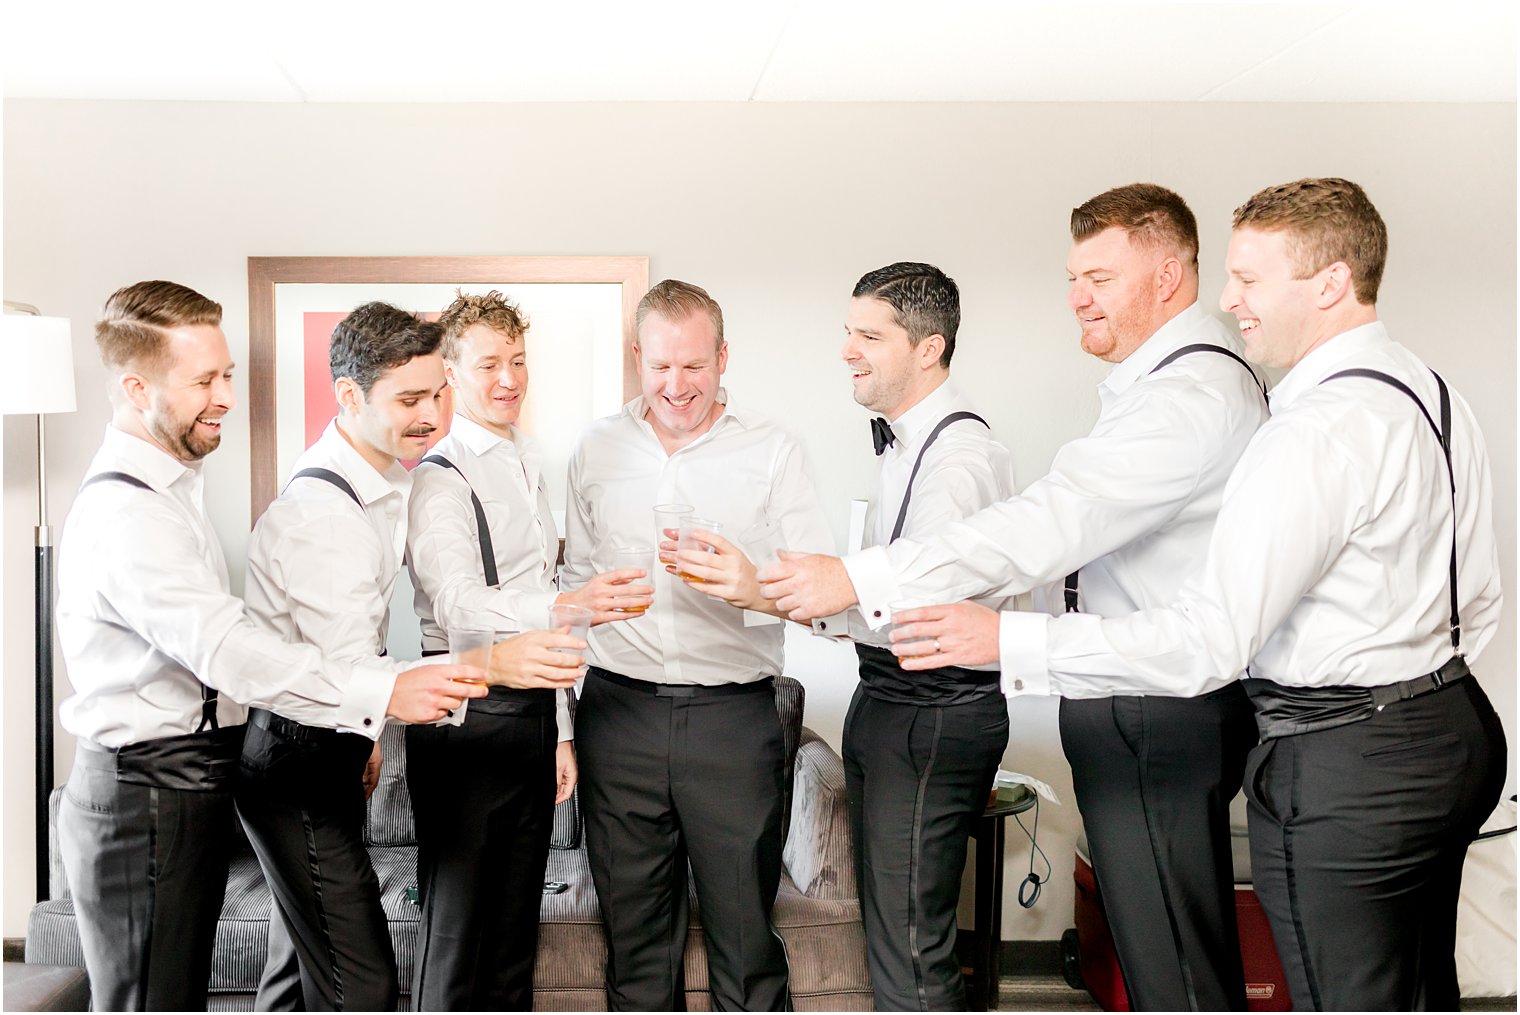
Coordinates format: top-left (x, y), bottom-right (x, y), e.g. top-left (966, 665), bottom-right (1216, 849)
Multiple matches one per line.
top-left (965, 784), bottom-right (1036, 1011)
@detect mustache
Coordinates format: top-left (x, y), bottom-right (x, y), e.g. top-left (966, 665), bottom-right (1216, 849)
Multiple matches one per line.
top-left (404, 427), bottom-right (436, 438)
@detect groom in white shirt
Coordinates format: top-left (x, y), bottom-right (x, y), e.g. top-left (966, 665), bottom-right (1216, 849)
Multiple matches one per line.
top-left (563, 279), bottom-right (833, 1011)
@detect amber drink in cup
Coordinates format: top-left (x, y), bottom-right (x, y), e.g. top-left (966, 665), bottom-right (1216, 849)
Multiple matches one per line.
top-left (888, 602), bottom-right (936, 666)
top-left (448, 627), bottom-right (493, 684)
top-left (611, 546), bottom-right (655, 613)
top-left (675, 518), bottom-right (723, 582)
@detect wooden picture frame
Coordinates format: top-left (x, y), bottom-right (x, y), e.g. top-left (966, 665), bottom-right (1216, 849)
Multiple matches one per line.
top-left (246, 255), bottom-right (648, 526)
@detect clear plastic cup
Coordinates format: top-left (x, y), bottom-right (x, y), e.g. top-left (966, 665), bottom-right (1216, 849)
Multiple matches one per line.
top-left (742, 517), bottom-right (786, 570)
top-left (610, 546), bottom-right (656, 613)
top-left (547, 603), bottom-right (594, 650)
top-left (447, 626), bottom-right (493, 684)
top-left (653, 503), bottom-right (693, 569)
top-left (888, 601), bottom-right (936, 665)
top-left (675, 517), bottom-right (723, 583)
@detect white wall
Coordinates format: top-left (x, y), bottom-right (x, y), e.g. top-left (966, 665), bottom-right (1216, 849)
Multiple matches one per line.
top-left (4, 99), bottom-right (1515, 941)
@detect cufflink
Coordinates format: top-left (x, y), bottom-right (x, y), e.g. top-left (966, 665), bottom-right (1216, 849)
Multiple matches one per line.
top-left (1013, 679), bottom-right (1024, 691)
top-left (363, 718), bottom-right (373, 727)
top-left (819, 621), bottom-right (828, 631)
top-left (872, 610), bottom-right (882, 619)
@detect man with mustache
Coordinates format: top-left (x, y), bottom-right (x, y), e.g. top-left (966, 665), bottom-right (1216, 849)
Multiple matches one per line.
top-left (55, 283), bottom-right (490, 1012)
top-left (234, 302), bottom-right (584, 1010)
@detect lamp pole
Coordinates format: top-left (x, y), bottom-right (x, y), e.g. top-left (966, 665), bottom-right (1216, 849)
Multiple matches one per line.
top-left (4, 301), bottom-right (74, 902)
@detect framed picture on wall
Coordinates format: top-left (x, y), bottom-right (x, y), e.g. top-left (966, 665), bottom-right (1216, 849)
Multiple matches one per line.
top-left (246, 255), bottom-right (649, 527)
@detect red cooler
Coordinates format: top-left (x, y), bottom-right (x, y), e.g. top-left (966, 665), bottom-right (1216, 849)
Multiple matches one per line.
top-left (1064, 827), bottom-right (1292, 1011)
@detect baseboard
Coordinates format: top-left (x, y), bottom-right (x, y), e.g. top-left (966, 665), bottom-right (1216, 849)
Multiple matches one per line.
top-left (4, 937), bottom-right (25, 962)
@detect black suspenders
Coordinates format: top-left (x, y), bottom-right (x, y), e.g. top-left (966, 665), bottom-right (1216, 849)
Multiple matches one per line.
top-left (419, 454), bottom-right (501, 588)
top-left (889, 411), bottom-right (990, 542)
top-left (1064, 344), bottom-right (1269, 613)
top-left (82, 470), bottom-right (221, 732)
top-left (287, 467), bottom-right (361, 506)
top-left (1319, 368), bottom-right (1461, 656)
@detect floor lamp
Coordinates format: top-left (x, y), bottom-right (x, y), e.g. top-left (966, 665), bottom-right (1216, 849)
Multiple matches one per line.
top-left (2, 304), bottom-right (77, 902)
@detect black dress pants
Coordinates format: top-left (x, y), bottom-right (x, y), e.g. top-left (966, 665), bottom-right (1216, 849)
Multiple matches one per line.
top-left (59, 736), bottom-right (239, 1012)
top-left (235, 711), bottom-right (398, 1012)
top-left (842, 686), bottom-right (1009, 1012)
top-left (577, 669), bottom-right (790, 1012)
top-left (1244, 676), bottom-right (1507, 1012)
top-left (406, 701), bottom-right (558, 1011)
top-left (1059, 682), bottom-right (1257, 1011)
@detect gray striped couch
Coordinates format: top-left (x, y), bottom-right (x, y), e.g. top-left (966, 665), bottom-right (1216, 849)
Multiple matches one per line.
top-left (26, 676), bottom-right (873, 1011)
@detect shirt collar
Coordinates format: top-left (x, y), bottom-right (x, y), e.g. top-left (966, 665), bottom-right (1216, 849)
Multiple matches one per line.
top-left (885, 378), bottom-right (964, 453)
top-left (1100, 301), bottom-right (1212, 397)
top-left (1268, 321), bottom-right (1391, 413)
top-left (447, 412), bottom-right (514, 457)
top-left (623, 387), bottom-right (747, 440)
top-left (314, 418), bottom-right (410, 507)
top-left (95, 424), bottom-right (199, 492)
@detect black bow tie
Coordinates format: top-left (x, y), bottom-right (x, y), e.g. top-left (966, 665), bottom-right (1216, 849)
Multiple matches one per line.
top-left (871, 416), bottom-right (897, 456)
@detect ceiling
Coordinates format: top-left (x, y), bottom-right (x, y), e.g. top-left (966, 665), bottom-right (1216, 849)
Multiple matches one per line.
top-left (3, 1), bottom-right (1515, 103)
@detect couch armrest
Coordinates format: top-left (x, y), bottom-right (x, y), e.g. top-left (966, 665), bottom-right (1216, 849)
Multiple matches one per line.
top-left (48, 787), bottom-right (68, 901)
top-left (782, 726), bottom-right (856, 901)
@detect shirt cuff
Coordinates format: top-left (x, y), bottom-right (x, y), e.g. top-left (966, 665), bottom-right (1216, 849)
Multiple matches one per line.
top-left (999, 611), bottom-right (1053, 697)
top-left (843, 547), bottom-right (896, 631)
top-left (811, 612), bottom-right (851, 638)
top-left (556, 690), bottom-right (573, 742)
top-left (743, 608), bottom-right (780, 628)
top-left (335, 659), bottom-right (400, 739)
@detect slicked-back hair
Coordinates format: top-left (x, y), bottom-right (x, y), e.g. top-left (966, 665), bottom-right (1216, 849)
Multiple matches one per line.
top-left (1232, 177), bottom-right (1388, 305)
top-left (95, 280), bottom-right (223, 375)
top-left (1071, 183), bottom-right (1200, 269)
top-left (851, 262), bottom-right (960, 368)
top-left (635, 279), bottom-right (725, 350)
top-left (329, 301), bottom-right (444, 395)
top-left (437, 289), bottom-right (530, 362)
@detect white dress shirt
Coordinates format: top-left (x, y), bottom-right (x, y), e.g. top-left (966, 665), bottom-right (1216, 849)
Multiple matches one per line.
top-left (242, 419), bottom-right (410, 728)
top-left (56, 425), bottom-right (396, 747)
top-left (563, 393), bottom-right (834, 686)
top-left (824, 380), bottom-right (1017, 645)
top-left (1000, 322), bottom-right (1501, 699)
top-left (407, 413), bottom-right (572, 740)
top-left (845, 304), bottom-right (1267, 683)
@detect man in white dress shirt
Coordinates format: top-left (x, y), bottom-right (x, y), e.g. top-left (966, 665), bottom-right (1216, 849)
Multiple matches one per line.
top-left (763, 186), bottom-right (1268, 1010)
top-left (235, 302), bottom-right (583, 1011)
top-left (823, 262), bottom-right (1016, 1010)
top-left (895, 178), bottom-right (1508, 1011)
top-left (405, 290), bottom-right (651, 1010)
top-left (562, 279), bottom-right (833, 1011)
top-left (55, 282), bottom-right (489, 1012)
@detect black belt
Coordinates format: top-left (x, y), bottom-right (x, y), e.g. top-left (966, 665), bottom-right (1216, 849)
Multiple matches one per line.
top-left (1242, 656), bottom-right (1470, 739)
top-left (249, 708), bottom-right (331, 742)
top-left (79, 725), bottom-right (245, 792)
top-left (588, 666), bottom-right (773, 698)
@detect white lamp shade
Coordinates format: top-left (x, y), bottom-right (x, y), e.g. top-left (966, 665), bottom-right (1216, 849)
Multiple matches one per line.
top-left (2, 315), bottom-right (77, 415)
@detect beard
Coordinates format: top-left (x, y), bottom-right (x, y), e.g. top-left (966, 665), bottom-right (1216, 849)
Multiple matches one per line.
top-left (149, 409), bottom-right (219, 461)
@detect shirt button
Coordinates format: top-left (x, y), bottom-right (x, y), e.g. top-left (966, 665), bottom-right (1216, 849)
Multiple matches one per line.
top-left (363, 718), bottom-right (373, 727)
top-left (1013, 679), bottom-right (1025, 691)
top-left (872, 610), bottom-right (882, 619)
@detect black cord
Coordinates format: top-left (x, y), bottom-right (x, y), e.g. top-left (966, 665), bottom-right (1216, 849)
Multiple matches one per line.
top-left (1013, 796), bottom-right (1051, 908)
